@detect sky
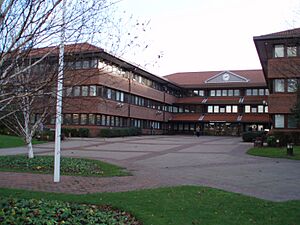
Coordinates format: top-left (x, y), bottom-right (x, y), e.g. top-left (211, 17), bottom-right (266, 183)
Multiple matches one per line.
top-left (118, 0), bottom-right (300, 76)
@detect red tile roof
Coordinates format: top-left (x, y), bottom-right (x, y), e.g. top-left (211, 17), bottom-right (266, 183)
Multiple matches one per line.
top-left (164, 70), bottom-right (266, 88)
top-left (243, 96), bottom-right (267, 104)
top-left (175, 97), bottom-right (205, 104)
top-left (170, 114), bottom-right (201, 121)
top-left (254, 28), bottom-right (300, 40)
top-left (203, 114), bottom-right (238, 122)
top-left (28, 43), bottom-right (103, 58)
top-left (206, 97), bottom-right (240, 104)
top-left (241, 114), bottom-right (270, 123)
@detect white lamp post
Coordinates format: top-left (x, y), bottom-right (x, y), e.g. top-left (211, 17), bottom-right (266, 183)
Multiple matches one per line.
top-left (54, 0), bottom-right (66, 183)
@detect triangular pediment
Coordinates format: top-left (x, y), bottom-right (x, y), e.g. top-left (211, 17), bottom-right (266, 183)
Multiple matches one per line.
top-left (205, 71), bottom-right (249, 84)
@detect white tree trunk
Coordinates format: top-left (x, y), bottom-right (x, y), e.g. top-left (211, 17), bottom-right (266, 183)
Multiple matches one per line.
top-left (27, 139), bottom-right (34, 159)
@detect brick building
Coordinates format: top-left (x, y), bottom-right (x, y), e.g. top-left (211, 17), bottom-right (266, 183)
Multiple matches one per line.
top-left (254, 28), bottom-right (300, 134)
top-left (27, 42), bottom-right (272, 136)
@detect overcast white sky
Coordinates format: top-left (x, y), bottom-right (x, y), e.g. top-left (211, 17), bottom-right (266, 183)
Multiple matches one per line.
top-left (118, 0), bottom-right (300, 76)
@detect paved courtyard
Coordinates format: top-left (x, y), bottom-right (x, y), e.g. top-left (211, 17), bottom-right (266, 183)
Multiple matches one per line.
top-left (0, 135), bottom-right (299, 201)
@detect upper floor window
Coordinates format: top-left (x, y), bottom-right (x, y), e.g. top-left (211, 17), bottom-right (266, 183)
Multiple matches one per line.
top-left (287, 46), bottom-right (297, 57)
top-left (288, 79), bottom-right (297, 92)
top-left (274, 45), bottom-right (284, 58)
top-left (274, 79), bottom-right (285, 92)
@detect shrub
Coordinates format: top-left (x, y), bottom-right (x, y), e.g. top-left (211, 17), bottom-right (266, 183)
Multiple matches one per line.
top-left (270, 131), bottom-right (300, 146)
top-left (242, 131), bottom-right (264, 142)
top-left (267, 135), bottom-right (276, 147)
top-left (99, 127), bottom-right (141, 137)
top-left (62, 128), bottom-right (89, 137)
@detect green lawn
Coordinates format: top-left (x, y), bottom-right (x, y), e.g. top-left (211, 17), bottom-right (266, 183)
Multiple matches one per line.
top-left (0, 135), bottom-right (45, 148)
top-left (0, 186), bottom-right (299, 225)
top-left (247, 146), bottom-right (300, 160)
top-left (0, 155), bottom-right (129, 177)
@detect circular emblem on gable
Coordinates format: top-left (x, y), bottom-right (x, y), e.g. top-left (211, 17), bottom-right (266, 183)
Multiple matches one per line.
top-left (222, 73), bottom-right (230, 81)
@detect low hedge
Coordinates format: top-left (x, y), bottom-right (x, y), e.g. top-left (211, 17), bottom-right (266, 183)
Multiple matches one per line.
top-left (268, 131), bottom-right (300, 147)
top-left (242, 131), bottom-right (265, 142)
top-left (62, 128), bottom-right (89, 138)
top-left (99, 127), bottom-right (142, 137)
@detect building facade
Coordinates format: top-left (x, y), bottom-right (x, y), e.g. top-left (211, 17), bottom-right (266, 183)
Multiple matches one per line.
top-left (254, 28), bottom-right (300, 134)
top-left (27, 42), bottom-right (272, 136)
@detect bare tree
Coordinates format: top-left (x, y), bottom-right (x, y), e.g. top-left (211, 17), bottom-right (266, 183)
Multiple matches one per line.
top-left (0, 0), bottom-right (155, 157)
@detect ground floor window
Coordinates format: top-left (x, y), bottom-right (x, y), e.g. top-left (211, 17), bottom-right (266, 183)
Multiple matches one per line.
top-left (274, 114), bottom-right (284, 128)
top-left (288, 115), bottom-right (297, 128)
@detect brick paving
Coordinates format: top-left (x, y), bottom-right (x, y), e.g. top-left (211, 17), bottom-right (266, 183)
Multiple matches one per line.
top-left (0, 135), bottom-right (300, 201)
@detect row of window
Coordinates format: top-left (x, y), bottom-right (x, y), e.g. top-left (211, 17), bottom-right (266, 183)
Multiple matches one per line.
top-left (245, 89), bottom-right (269, 96)
top-left (244, 105), bottom-right (268, 113)
top-left (66, 59), bottom-right (179, 96)
top-left (207, 105), bottom-right (268, 114)
top-left (189, 89), bottom-right (269, 97)
top-left (43, 113), bottom-right (162, 129)
top-left (207, 105), bottom-right (239, 113)
top-left (274, 44), bottom-right (300, 58)
top-left (210, 89), bottom-right (240, 97)
top-left (273, 79), bottom-right (297, 93)
top-left (274, 114), bottom-right (297, 129)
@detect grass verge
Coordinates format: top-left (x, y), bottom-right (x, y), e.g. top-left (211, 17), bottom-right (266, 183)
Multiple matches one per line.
top-left (0, 186), bottom-right (299, 225)
top-left (247, 146), bottom-right (300, 160)
top-left (0, 135), bottom-right (45, 148)
top-left (0, 155), bottom-right (129, 177)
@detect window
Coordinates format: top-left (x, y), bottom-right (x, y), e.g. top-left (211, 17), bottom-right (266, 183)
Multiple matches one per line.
top-left (226, 106), bottom-right (232, 113)
top-left (246, 89), bottom-right (252, 96)
top-left (216, 90), bottom-right (221, 96)
top-left (259, 89), bottom-right (265, 96)
top-left (265, 106), bottom-right (268, 113)
top-left (265, 89), bottom-right (269, 95)
top-left (288, 115), bottom-right (297, 128)
top-left (66, 87), bottom-right (72, 97)
top-left (251, 107), bottom-right (257, 113)
top-left (74, 86), bottom-right (80, 96)
top-left (274, 115), bottom-right (284, 128)
top-left (75, 61), bottom-right (82, 69)
top-left (107, 89), bottom-right (112, 99)
top-left (214, 106), bottom-right (219, 113)
top-left (73, 114), bottom-right (79, 125)
top-left (88, 114), bottom-right (95, 125)
top-left (82, 60), bottom-right (89, 68)
top-left (274, 45), bottom-right (284, 58)
top-left (89, 85), bottom-right (97, 96)
top-left (245, 105), bottom-right (251, 113)
top-left (64, 114), bottom-right (72, 125)
top-left (288, 79), bottom-right (297, 92)
top-left (274, 79), bottom-right (285, 92)
top-left (234, 90), bottom-right (240, 96)
top-left (82, 86), bottom-right (88, 96)
top-left (287, 46), bottom-right (297, 57)
top-left (232, 105), bottom-right (238, 113)
top-left (252, 89), bottom-right (258, 96)
top-left (258, 105), bottom-right (264, 113)
top-left (220, 107), bottom-right (225, 113)
top-left (208, 106), bottom-right (213, 113)
top-left (210, 90), bottom-right (215, 96)
top-left (222, 90), bottom-right (227, 96)
top-left (91, 59), bottom-right (98, 68)
top-left (228, 89), bottom-right (233, 96)
top-left (80, 114), bottom-right (87, 125)
top-left (199, 90), bottom-right (204, 96)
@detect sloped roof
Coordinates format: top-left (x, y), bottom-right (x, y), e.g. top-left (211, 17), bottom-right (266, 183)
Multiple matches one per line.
top-left (28, 43), bottom-right (103, 58)
top-left (164, 70), bottom-right (265, 88)
top-left (241, 114), bottom-right (270, 123)
top-left (254, 28), bottom-right (300, 40)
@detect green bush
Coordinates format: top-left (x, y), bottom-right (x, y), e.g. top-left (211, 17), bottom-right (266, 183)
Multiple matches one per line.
top-left (242, 131), bottom-right (264, 142)
top-left (267, 135), bottom-right (276, 147)
top-left (270, 131), bottom-right (300, 146)
top-left (62, 128), bottom-right (89, 137)
top-left (99, 128), bottom-right (141, 137)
